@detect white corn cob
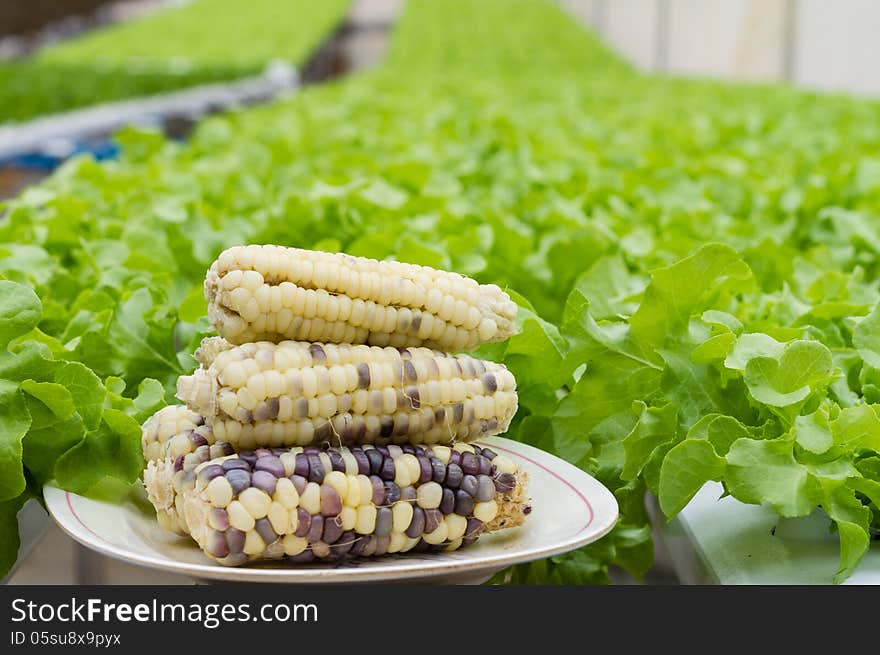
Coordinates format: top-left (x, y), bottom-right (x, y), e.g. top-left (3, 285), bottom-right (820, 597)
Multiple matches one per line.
top-left (175, 338), bottom-right (518, 451)
top-left (153, 441), bottom-right (530, 566)
top-left (141, 405), bottom-right (214, 463)
top-left (204, 245), bottom-right (517, 350)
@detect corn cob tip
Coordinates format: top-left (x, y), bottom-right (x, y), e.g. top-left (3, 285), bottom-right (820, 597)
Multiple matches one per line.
top-left (144, 458), bottom-right (188, 535)
top-left (194, 335), bottom-right (234, 367)
top-left (141, 405), bottom-right (212, 464)
top-left (175, 369), bottom-right (217, 416)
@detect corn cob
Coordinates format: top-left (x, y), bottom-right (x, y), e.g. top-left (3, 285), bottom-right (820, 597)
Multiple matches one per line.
top-left (205, 244), bottom-right (517, 350)
top-left (169, 442), bottom-right (528, 566)
top-left (176, 338), bottom-right (518, 450)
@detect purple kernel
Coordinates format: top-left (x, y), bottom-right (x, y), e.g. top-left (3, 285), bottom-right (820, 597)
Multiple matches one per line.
top-left (400, 486), bottom-right (416, 503)
top-left (173, 455), bottom-right (185, 472)
top-left (354, 450), bottom-right (370, 475)
top-left (380, 456), bottom-right (396, 481)
top-left (449, 451), bottom-right (461, 466)
top-left (494, 472), bottom-right (516, 494)
top-left (303, 445), bottom-right (321, 454)
top-left (307, 515), bottom-right (324, 543)
top-left (226, 528), bottom-right (246, 554)
top-left (288, 550), bottom-right (314, 563)
top-left (461, 452), bottom-right (480, 476)
top-left (424, 509), bottom-right (442, 533)
top-left (370, 476), bottom-right (385, 505)
top-left (255, 518), bottom-right (276, 545)
top-left (210, 508), bottom-right (229, 530)
top-left (375, 508), bottom-right (393, 537)
top-left (322, 516), bottom-right (344, 544)
top-left (334, 532), bottom-right (356, 556)
top-left (307, 454), bottom-right (324, 483)
top-left (465, 518), bottom-right (483, 538)
top-left (440, 488), bottom-right (455, 514)
top-left (238, 452), bottom-right (257, 466)
top-left (454, 489), bottom-right (474, 516)
top-left (366, 449), bottom-right (384, 475)
top-left (222, 458), bottom-right (250, 471)
top-left (329, 451), bottom-right (345, 472)
top-left (417, 456), bottom-right (432, 483)
top-left (225, 469), bottom-right (251, 494)
top-left (445, 463), bottom-right (463, 488)
top-left (431, 458), bottom-right (446, 483)
top-left (320, 484), bottom-right (343, 517)
top-left (294, 453), bottom-right (310, 478)
top-left (198, 464), bottom-right (224, 482)
top-left (373, 535), bottom-right (390, 556)
top-left (479, 448), bottom-right (497, 460)
top-left (207, 531), bottom-right (229, 558)
top-left (406, 507), bottom-right (426, 538)
top-left (477, 457), bottom-right (492, 476)
top-left (383, 481), bottom-right (400, 505)
top-left (255, 455), bottom-right (285, 478)
top-left (295, 509), bottom-right (311, 537)
top-left (475, 475), bottom-right (495, 502)
top-left (251, 470), bottom-right (278, 495)
top-left (461, 474), bottom-right (478, 497)
top-left (401, 444), bottom-right (416, 455)
top-left (254, 448), bottom-right (273, 458)
top-left (290, 475), bottom-right (307, 494)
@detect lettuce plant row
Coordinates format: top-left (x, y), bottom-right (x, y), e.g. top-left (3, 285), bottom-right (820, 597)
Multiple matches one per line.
top-left (0, 0), bottom-right (349, 124)
top-left (3, 0), bottom-right (880, 582)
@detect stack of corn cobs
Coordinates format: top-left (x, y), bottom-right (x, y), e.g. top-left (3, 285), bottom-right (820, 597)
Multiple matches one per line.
top-left (142, 245), bottom-right (530, 566)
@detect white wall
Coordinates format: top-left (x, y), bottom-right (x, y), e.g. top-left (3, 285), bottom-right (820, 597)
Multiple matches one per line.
top-left (564, 0), bottom-right (880, 97)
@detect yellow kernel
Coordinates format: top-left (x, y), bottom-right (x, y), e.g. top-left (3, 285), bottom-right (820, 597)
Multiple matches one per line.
top-left (453, 442), bottom-right (475, 454)
top-left (219, 361), bottom-right (247, 388)
top-left (392, 502), bottom-right (414, 533)
top-left (357, 475), bottom-right (373, 506)
top-left (340, 506), bottom-right (357, 531)
top-left (299, 482), bottom-right (321, 515)
top-left (355, 505), bottom-right (377, 534)
top-left (416, 482), bottom-right (442, 509)
top-left (387, 531), bottom-right (407, 554)
top-left (342, 451), bottom-right (358, 475)
top-left (227, 501), bottom-right (255, 532)
top-left (243, 530), bottom-right (267, 555)
top-left (206, 476), bottom-right (233, 507)
top-left (402, 453), bottom-right (421, 483)
top-left (445, 513), bottom-right (467, 541)
top-left (432, 446), bottom-right (451, 464)
top-left (491, 455), bottom-right (516, 475)
top-left (274, 477), bottom-right (300, 509)
top-left (422, 521), bottom-right (448, 545)
top-left (393, 459), bottom-right (411, 487)
top-left (324, 471), bottom-right (348, 499)
top-left (268, 501), bottom-right (290, 534)
top-left (343, 475), bottom-right (361, 506)
top-left (239, 487), bottom-right (271, 519)
top-left (473, 500), bottom-right (498, 523)
top-left (282, 534), bottom-right (307, 556)
top-left (444, 538), bottom-right (463, 552)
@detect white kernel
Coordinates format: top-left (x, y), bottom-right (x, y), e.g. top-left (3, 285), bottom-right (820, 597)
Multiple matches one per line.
top-left (240, 269), bottom-right (263, 292)
top-left (432, 446), bottom-right (451, 464)
top-left (324, 471), bottom-right (348, 499)
top-left (268, 501), bottom-right (290, 534)
top-left (300, 369), bottom-right (318, 397)
top-left (473, 500), bottom-right (498, 523)
top-left (444, 538), bottom-right (463, 552)
top-left (392, 502), bottom-right (414, 533)
top-left (239, 487), bottom-right (271, 519)
top-left (300, 482), bottom-right (321, 515)
top-left (453, 442), bottom-right (475, 454)
top-left (274, 477), bottom-right (300, 509)
top-left (282, 534), bottom-right (307, 556)
top-left (227, 501), bottom-right (255, 532)
top-left (340, 506), bottom-right (357, 531)
top-left (355, 505), bottom-right (377, 534)
top-left (423, 521), bottom-right (449, 545)
top-left (417, 482), bottom-right (442, 509)
top-left (342, 451), bottom-right (358, 475)
top-left (243, 529), bottom-right (266, 555)
top-left (387, 531), bottom-right (407, 554)
top-left (492, 455), bottom-right (516, 474)
top-left (445, 513), bottom-right (467, 541)
top-left (206, 476), bottom-right (233, 507)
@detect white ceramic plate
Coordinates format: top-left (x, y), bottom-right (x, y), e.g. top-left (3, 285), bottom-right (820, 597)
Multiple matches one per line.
top-left (44, 437), bottom-right (618, 584)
